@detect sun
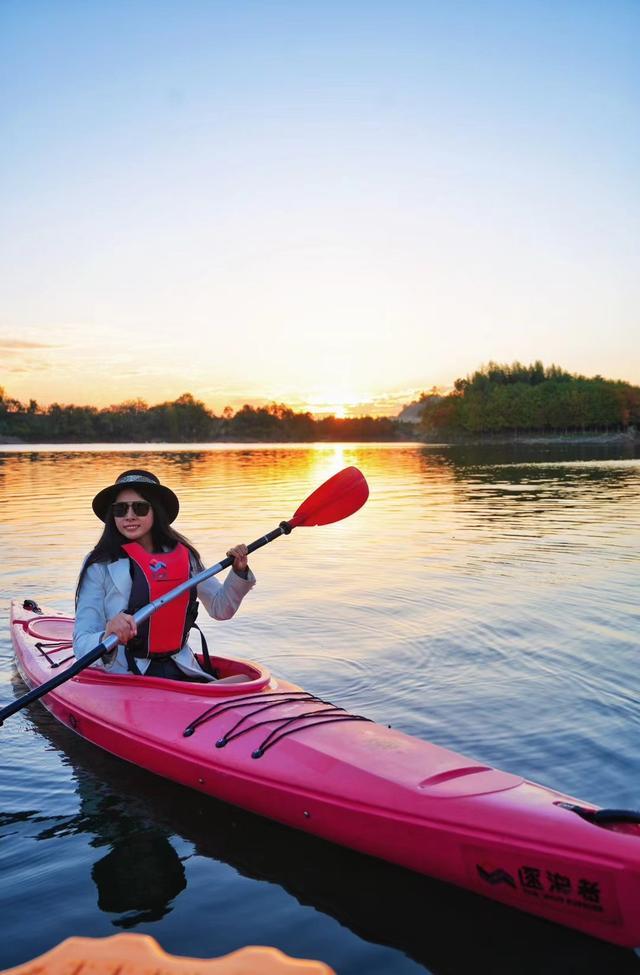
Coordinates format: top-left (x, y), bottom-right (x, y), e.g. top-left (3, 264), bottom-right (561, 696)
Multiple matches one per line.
top-left (327, 403), bottom-right (348, 419)
top-left (304, 389), bottom-right (363, 419)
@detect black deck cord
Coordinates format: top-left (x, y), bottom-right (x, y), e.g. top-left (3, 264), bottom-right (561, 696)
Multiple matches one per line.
top-left (183, 691), bottom-right (315, 737)
top-left (252, 714), bottom-right (372, 759)
top-left (183, 693), bottom-right (313, 733)
top-left (216, 704), bottom-right (345, 748)
top-left (184, 691), bottom-right (372, 755)
top-left (34, 641), bottom-right (74, 669)
top-left (214, 696), bottom-right (334, 746)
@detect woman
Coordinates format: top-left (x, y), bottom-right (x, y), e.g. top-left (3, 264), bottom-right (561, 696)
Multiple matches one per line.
top-left (73, 469), bottom-right (255, 682)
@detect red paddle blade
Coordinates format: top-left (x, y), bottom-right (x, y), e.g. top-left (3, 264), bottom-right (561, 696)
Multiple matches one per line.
top-left (289, 466), bottom-right (369, 528)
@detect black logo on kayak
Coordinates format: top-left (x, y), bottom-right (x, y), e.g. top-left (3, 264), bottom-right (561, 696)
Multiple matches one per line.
top-left (477, 864), bottom-right (516, 888)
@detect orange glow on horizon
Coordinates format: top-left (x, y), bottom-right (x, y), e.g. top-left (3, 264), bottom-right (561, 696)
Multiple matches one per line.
top-left (309, 403), bottom-right (349, 419)
top-left (301, 388), bottom-right (375, 420)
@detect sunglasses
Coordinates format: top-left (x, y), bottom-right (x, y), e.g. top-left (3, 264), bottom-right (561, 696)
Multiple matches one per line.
top-left (112, 501), bottom-right (151, 518)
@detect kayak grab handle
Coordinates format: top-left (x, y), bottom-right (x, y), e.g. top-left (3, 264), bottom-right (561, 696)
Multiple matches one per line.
top-left (556, 802), bottom-right (640, 827)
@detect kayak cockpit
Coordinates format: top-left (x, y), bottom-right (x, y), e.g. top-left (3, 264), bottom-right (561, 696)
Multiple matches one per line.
top-left (76, 655), bottom-right (273, 695)
top-left (11, 605), bottom-right (273, 695)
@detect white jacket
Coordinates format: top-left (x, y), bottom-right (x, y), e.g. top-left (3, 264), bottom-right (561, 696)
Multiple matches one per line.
top-left (73, 555), bottom-right (255, 680)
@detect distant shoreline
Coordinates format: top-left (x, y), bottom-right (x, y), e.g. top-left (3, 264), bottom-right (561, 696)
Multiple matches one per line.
top-left (1, 430), bottom-right (637, 447)
top-left (421, 429), bottom-right (639, 446)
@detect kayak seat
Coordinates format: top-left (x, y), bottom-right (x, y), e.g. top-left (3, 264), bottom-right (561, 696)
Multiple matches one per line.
top-left (197, 654), bottom-right (263, 682)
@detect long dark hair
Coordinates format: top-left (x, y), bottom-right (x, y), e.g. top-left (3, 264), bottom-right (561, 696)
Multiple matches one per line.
top-left (75, 486), bottom-right (203, 604)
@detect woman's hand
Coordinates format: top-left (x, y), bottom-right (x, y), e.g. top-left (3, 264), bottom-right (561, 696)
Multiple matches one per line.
top-left (227, 543), bottom-right (249, 577)
top-left (105, 612), bottom-right (137, 645)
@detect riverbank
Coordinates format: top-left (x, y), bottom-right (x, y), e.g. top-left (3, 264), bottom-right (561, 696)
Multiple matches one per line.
top-left (3, 430), bottom-right (637, 447)
top-left (420, 429), bottom-right (639, 446)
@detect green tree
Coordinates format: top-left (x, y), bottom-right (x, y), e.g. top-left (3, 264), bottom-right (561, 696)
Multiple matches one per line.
top-left (423, 362), bottom-right (639, 437)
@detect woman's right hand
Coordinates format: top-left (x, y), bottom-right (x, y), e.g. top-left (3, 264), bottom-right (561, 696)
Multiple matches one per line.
top-left (104, 612), bottom-right (137, 645)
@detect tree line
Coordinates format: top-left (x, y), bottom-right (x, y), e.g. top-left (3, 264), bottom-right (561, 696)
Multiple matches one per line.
top-left (0, 391), bottom-right (411, 442)
top-left (3, 363), bottom-right (637, 443)
top-left (421, 362), bottom-right (640, 436)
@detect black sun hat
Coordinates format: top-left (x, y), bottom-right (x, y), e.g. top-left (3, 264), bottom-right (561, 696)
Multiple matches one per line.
top-left (92, 470), bottom-right (180, 523)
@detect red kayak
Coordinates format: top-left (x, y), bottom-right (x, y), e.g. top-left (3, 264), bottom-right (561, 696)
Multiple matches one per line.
top-left (9, 599), bottom-right (640, 949)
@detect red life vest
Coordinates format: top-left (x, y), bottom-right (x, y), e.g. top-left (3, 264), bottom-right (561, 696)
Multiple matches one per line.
top-left (122, 542), bottom-right (193, 656)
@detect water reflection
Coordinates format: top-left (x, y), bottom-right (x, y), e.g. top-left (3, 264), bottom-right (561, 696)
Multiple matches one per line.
top-left (33, 802), bottom-right (186, 927)
top-left (428, 441), bottom-right (640, 467)
top-left (6, 703), bottom-right (186, 928)
top-left (92, 835), bottom-right (186, 927)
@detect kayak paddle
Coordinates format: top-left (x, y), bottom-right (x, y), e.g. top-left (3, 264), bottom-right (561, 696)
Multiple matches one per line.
top-left (0, 466), bottom-right (369, 725)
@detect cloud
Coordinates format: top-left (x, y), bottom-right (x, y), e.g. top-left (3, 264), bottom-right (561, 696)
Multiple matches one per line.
top-left (0, 339), bottom-right (58, 351)
top-left (3, 365), bottom-right (40, 374)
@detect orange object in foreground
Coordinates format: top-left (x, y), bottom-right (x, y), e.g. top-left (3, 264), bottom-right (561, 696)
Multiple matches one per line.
top-left (1, 933), bottom-right (335, 975)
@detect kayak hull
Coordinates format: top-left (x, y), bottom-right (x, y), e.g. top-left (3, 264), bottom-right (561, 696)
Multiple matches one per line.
top-left (9, 601), bottom-right (640, 948)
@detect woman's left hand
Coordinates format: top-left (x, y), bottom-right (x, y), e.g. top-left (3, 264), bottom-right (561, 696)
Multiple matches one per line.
top-left (227, 543), bottom-right (249, 576)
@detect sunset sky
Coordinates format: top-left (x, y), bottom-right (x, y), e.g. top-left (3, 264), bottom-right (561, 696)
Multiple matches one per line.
top-left (1, 1), bottom-right (638, 417)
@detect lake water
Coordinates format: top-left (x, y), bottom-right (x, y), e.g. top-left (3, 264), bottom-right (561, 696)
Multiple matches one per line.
top-left (1, 442), bottom-right (639, 974)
